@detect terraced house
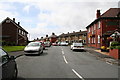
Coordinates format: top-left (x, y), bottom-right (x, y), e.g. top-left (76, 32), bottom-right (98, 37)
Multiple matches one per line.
top-left (58, 30), bottom-right (87, 45)
top-left (86, 8), bottom-right (120, 49)
top-left (0, 17), bottom-right (28, 45)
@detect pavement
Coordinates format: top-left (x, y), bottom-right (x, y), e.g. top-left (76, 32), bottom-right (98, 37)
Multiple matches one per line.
top-left (8, 47), bottom-right (120, 66)
top-left (8, 51), bottom-right (25, 58)
top-left (84, 47), bottom-right (120, 66)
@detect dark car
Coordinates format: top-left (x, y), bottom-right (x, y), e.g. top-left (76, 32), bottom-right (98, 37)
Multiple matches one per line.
top-left (0, 48), bottom-right (18, 80)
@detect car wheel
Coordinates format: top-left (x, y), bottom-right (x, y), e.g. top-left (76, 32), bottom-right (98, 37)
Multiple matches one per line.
top-left (12, 65), bottom-right (18, 80)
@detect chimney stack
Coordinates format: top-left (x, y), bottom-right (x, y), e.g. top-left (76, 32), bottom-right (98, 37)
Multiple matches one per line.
top-left (96, 10), bottom-right (101, 18)
top-left (18, 22), bottom-right (20, 26)
top-left (46, 35), bottom-right (48, 37)
top-left (13, 18), bottom-right (15, 22)
top-left (52, 33), bottom-right (55, 35)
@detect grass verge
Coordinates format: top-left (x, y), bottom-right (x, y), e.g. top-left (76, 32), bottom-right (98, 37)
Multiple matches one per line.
top-left (3, 46), bottom-right (25, 52)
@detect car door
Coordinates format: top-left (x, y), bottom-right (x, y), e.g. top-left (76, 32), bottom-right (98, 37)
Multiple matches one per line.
top-left (1, 49), bottom-right (16, 79)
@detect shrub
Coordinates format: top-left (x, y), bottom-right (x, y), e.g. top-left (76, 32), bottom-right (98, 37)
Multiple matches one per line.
top-left (110, 41), bottom-right (120, 49)
top-left (115, 46), bottom-right (120, 49)
top-left (0, 40), bottom-right (16, 46)
top-left (111, 41), bottom-right (120, 46)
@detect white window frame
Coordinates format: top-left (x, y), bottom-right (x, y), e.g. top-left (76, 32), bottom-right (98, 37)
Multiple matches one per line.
top-left (98, 35), bottom-right (100, 43)
top-left (98, 21), bottom-right (100, 29)
top-left (88, 38), bottom-right (90, 43)
top-left (94, 24), bottom-right (96, 30)
top-left (88, 28), bottom-right (90, 33)
top-left (94, 37), bottom-right (96, 44)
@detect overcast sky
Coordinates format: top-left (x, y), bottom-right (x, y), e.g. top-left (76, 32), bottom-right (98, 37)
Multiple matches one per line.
top-left (0, 0), bottom-right (119, 40)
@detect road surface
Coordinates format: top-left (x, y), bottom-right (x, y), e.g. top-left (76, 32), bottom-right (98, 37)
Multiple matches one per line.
top-left (16, 46), bottom-right (119, 80)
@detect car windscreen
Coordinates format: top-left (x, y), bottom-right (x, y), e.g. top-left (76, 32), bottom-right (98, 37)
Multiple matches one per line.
top-left (28, 43), bottom-right (40, 46)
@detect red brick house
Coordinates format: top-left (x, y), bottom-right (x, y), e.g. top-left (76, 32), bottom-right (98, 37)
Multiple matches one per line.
top-left (86, 8), bottom-right (120, 49)
top-left (49, 33), bottom-right (57, 43)
top-left (0, 17), bottom-right (28, 45)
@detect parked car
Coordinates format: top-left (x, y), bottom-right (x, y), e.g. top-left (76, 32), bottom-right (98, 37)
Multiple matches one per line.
top-left (24, 42), bottom-right (43, 55)
top-left (60, 42), bottom-right (68, 46)
top-left (52, 42), bottom-right (58, 46)
top-left (44, 41), bottom-right (51, 47)
top-left (36, 41), bottom-right (45, 50)
top-left (71, 43), bottom-right (84, 51)
top-left (0, 48), bottom-right (18, 80)
top-left (57, 42), bottom-right (61, 46)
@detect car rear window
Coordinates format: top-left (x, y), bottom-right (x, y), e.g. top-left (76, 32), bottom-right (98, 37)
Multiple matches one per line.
top-left (28, 42), bottom-right (40, 46)
top-left (73, 43), bottom-right (83, 46)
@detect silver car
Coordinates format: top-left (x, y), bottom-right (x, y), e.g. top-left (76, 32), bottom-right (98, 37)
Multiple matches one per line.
top-left (24, 42), bottom-right (43, 55)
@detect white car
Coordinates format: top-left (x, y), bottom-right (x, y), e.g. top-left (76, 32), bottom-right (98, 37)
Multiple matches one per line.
top-left (44, 41), bottom-right (51, 47)
top-left (71, 43), bottom-right (84, 51)
top-left (60, 42), bottom-right (68, 46)
top-left (24, 42), bottom-right (43, 55)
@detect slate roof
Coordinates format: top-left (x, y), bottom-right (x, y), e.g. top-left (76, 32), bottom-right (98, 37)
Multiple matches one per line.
top-left (86, 8), bottom-right (120, 29)
top-left (1, 17), bottom-right (28, 33)
top-left (101, 8), bottom-right (120, 17)
top-left (58, 31), bottom-right (87, 37)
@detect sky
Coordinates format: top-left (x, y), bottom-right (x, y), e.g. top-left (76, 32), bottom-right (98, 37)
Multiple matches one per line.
top-left (0, 0), bottom-right (119, 40)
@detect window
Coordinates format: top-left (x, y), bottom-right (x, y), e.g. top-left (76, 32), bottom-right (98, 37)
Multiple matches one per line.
top-left (94, 37), bottom-right (96, 43)
top-left (92, 38), bottom-right (94, 43)
top-left (94, 24), bottom-right (96, 30)
top-left (88, 28), bottom-right (90, 33)
top-left (6, 20), bottom-right (10, 23)
top-left (98, 35), bottom-right (100, 43)
top-left (83, 40), bottom-right (86, 43)
top-left (98, 21), bottom-right (100, 29)
top-left (19, 29), bottom-right (21, 34)
top-left (88, 38), bottom-right (90, 43)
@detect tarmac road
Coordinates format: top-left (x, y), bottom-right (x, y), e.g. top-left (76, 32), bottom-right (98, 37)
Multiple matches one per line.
top-left (15, 46), bottom-right (119, 80)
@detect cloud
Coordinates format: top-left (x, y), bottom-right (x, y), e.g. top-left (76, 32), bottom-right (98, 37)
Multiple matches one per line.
top-left (0, 0), bottom-right (119, 40)
top-left (23, 5), bottom-right (31, 13)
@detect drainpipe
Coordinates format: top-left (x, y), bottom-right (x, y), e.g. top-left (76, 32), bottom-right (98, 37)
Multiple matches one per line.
top-left (16, 28), bottom-right (18, 45)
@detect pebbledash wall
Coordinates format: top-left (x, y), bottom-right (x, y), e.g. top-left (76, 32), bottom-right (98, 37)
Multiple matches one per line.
top-left (86, 8), bottom-right (120, 49)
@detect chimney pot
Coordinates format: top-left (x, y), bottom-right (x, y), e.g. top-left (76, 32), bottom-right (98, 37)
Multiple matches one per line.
top-left (52, 33), bottom-right (55, 35)
top-left (46, 35), bottom-right (48, 37)
top-left (13, 18), bottom-right (15, 22)
top-left (18, 22), bottom-right (20, 25)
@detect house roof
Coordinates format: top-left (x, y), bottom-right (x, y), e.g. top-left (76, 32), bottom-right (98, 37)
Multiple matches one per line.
top-left (1, 17), bottom-right (28, 34)
top-left (103, 29), bottom-right (120, 36)
top-left (58, 31), bottom-right (87, 37)
top-left (101, 8), bottom-right (120, 17)
top-left (86, 8), bottom-right (120, 29)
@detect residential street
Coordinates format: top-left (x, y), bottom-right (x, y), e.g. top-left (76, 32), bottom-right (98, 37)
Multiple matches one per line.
top-left (16, 46), bottom-right (119, 80)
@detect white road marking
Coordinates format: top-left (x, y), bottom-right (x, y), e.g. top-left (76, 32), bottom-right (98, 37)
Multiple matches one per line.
top-left (63, 55), bottom-right (68, 64)
top-left (106, 62), bottom-right (112, 65)
top-left (72, 69), bottom-right (85, 80)
top-left (62, 50), bottom-right (64, 54)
